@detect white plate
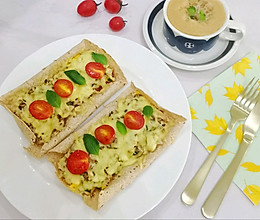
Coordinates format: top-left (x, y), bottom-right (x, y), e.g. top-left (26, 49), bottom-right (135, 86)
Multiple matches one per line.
top-left (0, 34), bottom-right (191, 219)
top-left (143, 0), bottom-right (241, 71)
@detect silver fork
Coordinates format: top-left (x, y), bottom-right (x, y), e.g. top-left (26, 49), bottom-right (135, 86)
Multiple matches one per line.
top-left (181, 77), bottom-right (260, 206)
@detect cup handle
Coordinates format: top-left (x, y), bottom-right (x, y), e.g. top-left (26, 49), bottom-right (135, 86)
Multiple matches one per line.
top-left (219, 20), bottom-right (246, 41)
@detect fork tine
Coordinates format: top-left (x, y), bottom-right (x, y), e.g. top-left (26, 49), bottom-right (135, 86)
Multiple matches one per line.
top-left (237, 78), bottom-right (259, 113)
top-left (241, 77), bottom-right (256, 96)
top-left (238, 78), bottom-right (258, 107)
top-left (235, 77), bottom-right (255, 104)
top-left (243, 79), bottom-right (258, 98)
top-left (245, 83), bottom-right (260, 111)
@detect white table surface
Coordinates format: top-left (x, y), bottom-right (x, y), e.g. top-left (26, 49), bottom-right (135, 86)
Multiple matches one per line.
top-left (0, 0), bottom-right (260, 219)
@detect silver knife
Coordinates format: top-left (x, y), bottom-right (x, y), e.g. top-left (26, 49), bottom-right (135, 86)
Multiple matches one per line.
top-left (201, 98), bottom-right (260, 219)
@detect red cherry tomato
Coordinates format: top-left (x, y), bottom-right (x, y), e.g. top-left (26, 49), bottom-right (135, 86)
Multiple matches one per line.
top-left (77, 0), bottom-right (101, 17)
top-left (85, 62), bottom-right (105, 79)
top-left (109, 16), bottom-right (126, 32)
top-left (94, 125), bottom-right (115, 145)
top-left (66, 150), bottom-right (89, 175)
top-left (104, 0), bottom-right (128, 14)
top-left (124, 111), bottom-right (145, 130)
top-left (54, 79), bottom-right (73, 98)
top-left (29, 100), bottom-right (53, 120)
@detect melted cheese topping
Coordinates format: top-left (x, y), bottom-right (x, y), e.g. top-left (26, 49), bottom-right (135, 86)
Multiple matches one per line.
top-left (58, 92), bottom-right (175, 193)
top-left (9, 50), bottom-right (115, 143)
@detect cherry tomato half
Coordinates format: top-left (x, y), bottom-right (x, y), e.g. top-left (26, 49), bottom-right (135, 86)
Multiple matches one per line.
top-left (66, 150), bottom-right (89, 175)
top-left (124, 111), bottom-right (145, 130)
top-left (85, 62), bottom-right (105, 79)
top-left (29, 100), bottom-right (53, 120)
top-left (94, 125), bottom-right (115, 145)
top-left (54, 79), bottom-right (73, 98)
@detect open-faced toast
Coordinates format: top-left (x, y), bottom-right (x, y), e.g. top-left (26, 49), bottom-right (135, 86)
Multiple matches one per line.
top-left (0, 39), bottom-right (127, 158)
top-left (47, 83), bottom-right (186, 210)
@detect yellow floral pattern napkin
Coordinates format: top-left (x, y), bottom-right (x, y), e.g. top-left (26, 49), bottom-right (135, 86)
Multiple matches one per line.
top-left (188, 52), bottom-right (260, 205)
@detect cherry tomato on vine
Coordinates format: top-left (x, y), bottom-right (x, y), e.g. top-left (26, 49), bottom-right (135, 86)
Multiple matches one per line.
top-left (94, 125), bottom-right (115, 145)
top-left (29, 100), bottom-right (53, 120)
top-left (104, 0), bottom-right (128, 14)
top-left (109, 16), bottom-right (126, 32)
top-left (54, 79), bottom-right (73, 98)
top-left (66, 150), bottom-right (89, 175)
top-left (85, 62), bottom-right (105, 79)
top-left (77, 0), bottom-right (101, 17)
top-left (124, 111), bottom-right (144, 130)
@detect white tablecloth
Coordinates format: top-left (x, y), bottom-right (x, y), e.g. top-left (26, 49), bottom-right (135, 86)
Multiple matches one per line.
top-left (0, 0), bottom-right (260, 219)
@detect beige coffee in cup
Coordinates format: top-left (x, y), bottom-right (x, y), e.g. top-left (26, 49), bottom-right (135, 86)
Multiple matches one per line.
top-left (167, 0), bottom-right (226, 36)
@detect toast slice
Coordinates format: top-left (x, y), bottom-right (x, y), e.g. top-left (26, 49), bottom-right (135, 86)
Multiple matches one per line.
top-left (0, 39), bottom-right (127, 158)
top-left (47, 83), bottom-right (186, 210)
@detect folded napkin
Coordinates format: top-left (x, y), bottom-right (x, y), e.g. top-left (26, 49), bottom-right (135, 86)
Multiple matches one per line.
top-left (188, 52), bottom-right (260, 206)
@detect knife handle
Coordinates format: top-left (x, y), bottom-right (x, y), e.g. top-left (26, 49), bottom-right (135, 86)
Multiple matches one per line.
top-left (201, 139), bottom-right (250, 219)
top-left (181, 129), bottom-right (230, 206)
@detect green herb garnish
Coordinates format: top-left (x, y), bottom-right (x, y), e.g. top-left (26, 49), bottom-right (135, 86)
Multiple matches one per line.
top-left (116, 121), bottom-right (127, 135)
top-left (143, 105), bottom-right (153, 117)
top-left (92, 52), bottom-right (107, 65)
top-left (46, 90), bottom-right (61, 108)
top-left (83, 134), bottom-right (100, 155)
top-left (187, 6), bottom-right (206, 21)
top-left (187, 6), bottom-right (196, 18)
top-left (64, 70), bottom-right (86, 85)
top-left (200, 10), bottom-right (206, 21)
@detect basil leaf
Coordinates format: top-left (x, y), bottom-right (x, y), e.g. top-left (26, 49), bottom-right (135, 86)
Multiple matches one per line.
top-left (64, 70), bottom-right (86, 85)
top-left (92, 52), bottom-right (107, 65)
top-left (187, 6), bottom-right (196, 16)
top-left (200, 10), bottom-right (206, 21)
top-left (83, 134), bottom-right (100, 155)
top-left (143, 105), bottom-right (153, 117)
top-left (116, 121), bottom-right (127, 135)
top-left (46, 90), bottom-right (61, 108)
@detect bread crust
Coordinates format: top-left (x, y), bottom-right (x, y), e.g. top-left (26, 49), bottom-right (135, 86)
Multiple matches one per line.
top-left (47, 83), bottom-right (186, 210)
top-left (0, 39), bottom-right (127, 158)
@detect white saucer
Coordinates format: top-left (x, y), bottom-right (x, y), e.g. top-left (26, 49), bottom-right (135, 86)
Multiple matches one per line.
top-left (142, 0), bottom-right (241, 71)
